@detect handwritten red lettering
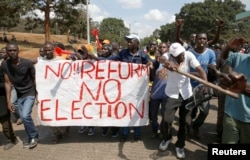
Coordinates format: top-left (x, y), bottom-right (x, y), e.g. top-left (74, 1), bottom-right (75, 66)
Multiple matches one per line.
top-left (129, 100), bottom-right (145, 118)
top-left (107, 104), bottom-right (112, 117)
top-left (114, 102), bottom-right (127, 119)
top-left (141, 64), bottom-right (149, 76)
top-left (79, 81), bottom-right (101, 101)
top-left (40, 99), bottom-right (52, 121)
top-left (107, 61), bottom-right (118, 79)
top-left (80, 61), bottom-right (95, 79)
top-left (38, 60), bottom-right (149, 126)
top-left (71, 100), bottom-right (82, 119)
top-left (95, 102), bottom-right (106, 118)
top-left (60, 62), bottom-right (72, 79)
top-left (45, 63), bottom-right (61, 79)
top-left (103, 79), bottom-right (121, 104)
top-left (40, 99), bottom-right (145, 121)
top-left (95, 60), bottom-right (105, 80)
top-left (132, 63), bottom-right (142, 77)
top-left (55, 99), bottom-right (68, 121)
top-left (118, 62), bottom-right (131, 79)
top-left (44, 61), bottom-right (148, 81)
top-left (82, 102), bottom-right (93, 119)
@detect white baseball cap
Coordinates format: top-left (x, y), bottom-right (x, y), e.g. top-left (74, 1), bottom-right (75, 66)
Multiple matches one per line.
top-left (125, 34), bottom-right (140, 42)
top-left (169, 43), bottom-right (185, 57)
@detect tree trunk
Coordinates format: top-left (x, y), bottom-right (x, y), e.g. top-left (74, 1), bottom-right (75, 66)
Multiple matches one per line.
top-left (45, 0), bottom-right (51, 41)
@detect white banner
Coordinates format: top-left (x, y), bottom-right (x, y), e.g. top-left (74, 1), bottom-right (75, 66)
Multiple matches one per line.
top-left (35, 60), bottom-right (150, 126)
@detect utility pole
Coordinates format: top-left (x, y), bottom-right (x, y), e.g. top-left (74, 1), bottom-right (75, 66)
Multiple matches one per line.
top-left (86, 0), bottom-right (90, 44)
top-left (55, 22), bottom-right (58, 35)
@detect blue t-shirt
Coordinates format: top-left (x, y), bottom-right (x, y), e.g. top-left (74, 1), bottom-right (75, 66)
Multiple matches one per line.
top-left (189, 48), bottom-right (216, 87)
top-left (224, 52), bottom-right (250, 122)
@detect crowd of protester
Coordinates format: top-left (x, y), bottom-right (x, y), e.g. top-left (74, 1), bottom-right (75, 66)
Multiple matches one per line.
top-left (0, 17), bottom-right (250, 159)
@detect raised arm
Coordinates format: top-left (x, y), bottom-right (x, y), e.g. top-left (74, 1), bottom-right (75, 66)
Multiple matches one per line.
top-left (207, 19), bottom-right (224, 46)
top-left (175, 19), bottom-right (185, 45)
top-left (219, 37), bottom-right (247, 60)
top-left (218, 37), bottom-right (250, 96)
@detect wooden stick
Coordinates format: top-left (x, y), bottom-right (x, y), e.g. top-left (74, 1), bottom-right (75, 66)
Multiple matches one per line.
top-left (176, 69), bottom-right (239, 99)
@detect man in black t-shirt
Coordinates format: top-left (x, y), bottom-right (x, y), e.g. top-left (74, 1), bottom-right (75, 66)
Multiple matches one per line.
top-left (1, 42), bottom-right (38, 149)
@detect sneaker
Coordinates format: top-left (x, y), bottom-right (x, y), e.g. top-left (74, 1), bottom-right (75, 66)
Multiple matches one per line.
top-left (29, 138), bottom-right (38, 149)
top-left (78, 126), bottom-right (87, 134)
top-left (88, 128), bottom-right (95, 136)
top-left (16, 118), bottom-right (23, 125)
top-left (3, 139), bottom-right (18, 150)
top-left (111, 132), bottom-right (119, 138)
top-left (23, 140), bottom-right (30, 148)
top-left (159, 139), bottom-right (172, 151)
top-left (175, 147), bottom-right (185, 159)
top-left (102, 130), bottom-right (108, 137)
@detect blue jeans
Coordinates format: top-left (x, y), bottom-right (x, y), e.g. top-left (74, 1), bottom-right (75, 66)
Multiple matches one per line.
top-left (122, 127), bottom-right (141, 137)
top-left (149, 98), bottom-right (166, 133)
top-left (17, 96), bottom-right (38, 139)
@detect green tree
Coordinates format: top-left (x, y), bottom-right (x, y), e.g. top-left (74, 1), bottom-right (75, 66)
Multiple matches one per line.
top-left (150, 0), bottom-right (249, 43)
top-left (98, 18), bottom-right (129, 46)
top-left (0, 0), bottom-right (87, 41)
top-left (24, 16), bottom-right (43, 33)
top-left (175, 0), bottom-right (247, 42)
top-left (0, 0), bottom-right (26, 29)
top-left (52, 6), bottom-right (88, 40)
top-left (31, 0), bottom-right (87, 41)
top-left (159, 23), bottom-right (176, 43)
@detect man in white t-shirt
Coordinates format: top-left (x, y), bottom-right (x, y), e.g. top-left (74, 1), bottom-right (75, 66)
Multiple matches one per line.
top-left (159, 42), bottom-right (207, 159)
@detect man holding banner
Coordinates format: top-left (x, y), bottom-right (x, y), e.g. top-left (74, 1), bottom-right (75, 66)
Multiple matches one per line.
top-left (41, 41), bottom-right (70, 143)
top-left (109, 34), bottom-right (151, 142)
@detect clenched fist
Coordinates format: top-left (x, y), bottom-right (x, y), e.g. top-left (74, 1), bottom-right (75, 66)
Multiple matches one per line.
top-left (218, 71), bottom-right (247, 94)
